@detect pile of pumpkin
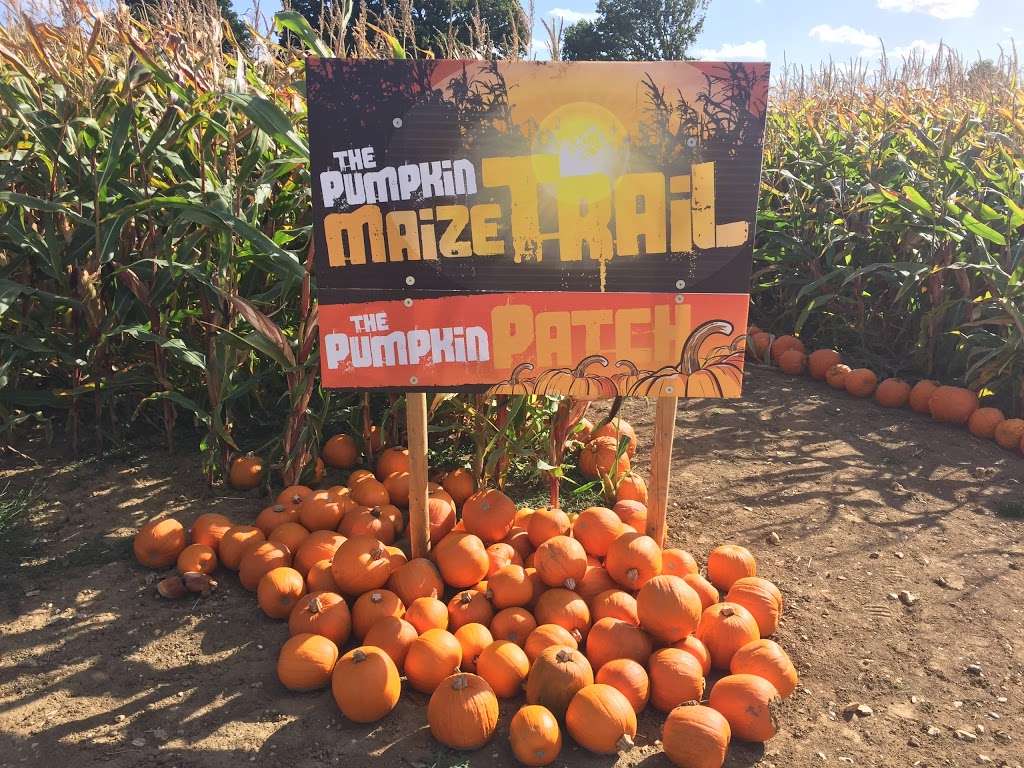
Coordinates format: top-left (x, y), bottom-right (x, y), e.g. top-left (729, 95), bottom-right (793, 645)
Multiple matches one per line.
top-left (750, 326), bottom-right (1024, 456)
top-left (133, 432), bottom-right (796, 768)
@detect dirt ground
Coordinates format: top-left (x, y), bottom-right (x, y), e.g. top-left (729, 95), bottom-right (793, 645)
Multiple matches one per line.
top-left (1, 366), bottom-right (1022, 768)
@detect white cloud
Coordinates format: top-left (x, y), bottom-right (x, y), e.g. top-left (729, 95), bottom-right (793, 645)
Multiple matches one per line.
top-left (889, 39), bottom-right (942, 58)
top-left (809, 24), bottom-right (881, 49)
top-left (529, 36), bottom-right (552, 60)
top-left (876, 0), bottom-right (978, 20)
top-left (692, 40), bottom-right (768, 60)
top-left (549, 7), bottom-right (599, 23)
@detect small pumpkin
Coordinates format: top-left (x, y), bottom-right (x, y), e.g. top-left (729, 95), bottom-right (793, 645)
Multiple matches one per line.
top-left (696, 602), bottom-right (760, 670)
top-left (255, 504), bottom-right (299, 537)
top-left (177, 543), bottom-right (217, 575)
top-left (441, 468), bottom-right (476, 508)
top-left (454, 622), bottom-right (494, 673)
top-left (590, 418), bottom-right (638, 457)
top-left (750, 332), bottom-right (772, 360)
top-left (524, 624), bottom-right (580, 664)
top-left (565, 684), bottom-right (637, 754)
top-left (305, 558), bottom-right (340, 593)
top-left (448, 589), bottom-right (495, 630)
top-left (406, 596), bottom-right (449, 633)
top-left (585, 617), bottom-right (653, 672)
top-left (908, 379), bottom-right (940, 413)
top-left (596, 658), bottom-right (649, 714)
top-left (730, 639), bottom-right (798, 698)
top-left (293, 530), bottom-right (346, 576)
top-left (434, 531), bottom-right (490, 589)
top-left (485, 542), bottom-right (520, 576)
top-left (844, 368), bottom-right (877, 398)
top-left (591, 589), bottom-right (639, 625)
top-left (239, 541), bottom-right (292, 591)
top-left (612, 500), bottom-right (648, 533)
top-left (637, 574), bottom-right (703, 643)
top-left (662, 548), bottom-right (699, 577)
top-left (576, 565), bottom-right (619, 605)
top-left (929, 385), bottom-right (979, 425)
top-left (134, 518), bottom-right (187, 569)
top-left (298, 490), bottom-right (345, 532)
top-left (509, 705), bottom-right (562, 767)
top-left (229, 454), bottom-right (263, 490)
top-left (875, 378), bottom-right (911, 408)
top-left (351, 589), bottom-right (405, 639)
top-left (373, 446), bottom-right (409, 482)
top-left (825, 363), bottom-right (851, 389)
top-left (534, 535), bottom-right (588, 589)
top-left (477, 639), bottom-right (530, 697)
top-left (572, 506), bottom-right (624, 558)
top-left (331, 535), bottom-right (391, 595)
top-left (257, 566), bottom-right (306, 619)
top-left (340, 505), bottom-right (397, 544)
top-left (579, 436), bottom-right (630, 480)
top-left (673, 634), bottom-right (712, 675)
top-left (277, 484), bottom-right (313, 508)
top-left (362, 616), bottom-right (418, 672)
top-left (350, 478), bottom-right (390, 508)
top-left (332, 646), bottom-right (400, 722)
top-left (647, 647), bottom-right (706, 713)
top-left (615, 472), bottom-right (649, 505)
top-left (968, 407), bottom-right (1005, 439)
top-left (683, 573), bottom-right (720, 610)
top-left (386, 557), bottom-right (444, 605)
top-left (525, 645), bottom-right (594, 719)
top-left (503, 526), bottom-right (533, 562)
top-left (706, 544), bottom-right (756, 591)
top-left (662, 701), bottom-right (732, 768)
top-left (708, 673), bottom-right (781, 742)
top-left (277, 633), bottom-right (338, 691)
top-left (491, 607), bottom-right (537, 646)
top-left (381, 471), bottom-right (410, 508)
top-left (288, 591), bottom-right (351, 645)
top-left (777, 349), bottom-right (806, 375)
top-left (994, 418), bottom-right (1024, 451)
top-left (726, 577), bottom-right (783, 637)
top-left (268, 521), bottom-right (311, 556)
top-left (405, 628), bottom-right (463, 693)
top-left (770, 335), bottom-right (804, 364)
top-left (487, 564), bottom-right (533, 609)
top-left (189, 513), bottom-right (232, 552)
top-left (606, 531), bottom-right (662, 589)
top-left (427, 496), bottom-right (456, 543)
top-left (461, 488), bottom-right (517, 543)
top-left (533, 588), bottom-right (591, 638)
top-left (218, 525), bottom-right (265, 571)
top-left (808, 349), bottom-right (841, 380)
top-left (322, 434), bottom-right (358, 469)
top-left (428, 673), bottom-right (499, 750)
top-left (527, 506), bottom-right (572, 547)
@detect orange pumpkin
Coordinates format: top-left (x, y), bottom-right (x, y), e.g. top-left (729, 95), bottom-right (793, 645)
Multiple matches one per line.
top-left (708, 674), bottom-right (781, 742)
top-left (590, 418), bottom-right (638, 457)
top-left (346, 469), bottom-right (374, 490)
top-left (375, 446), bottom-right (410, 481)
top-left (585, 617), bottom-right (653, 672)
top-left (218, 525), bottom-right (265, 571)
top-left (565, 684), bottom-right (637, 754)
top-left (591, 589), bottom-right (639, 625)
top-left (929, 385), bottom-right (979, 425)
top-left (875, 378), bottom-right (911, 408)
top-left (612, 500), bottom-right (648, 533)
top-left (405, 628), bottom-right (463, 694)
top-left (662, 701), bottom-right (732, 768)
top-left (379, 471), bottom-right (410, 508)
top-left (533, 588), bottom-right (591, 638)
top-left (322, 434), bottom-right (359, 469)
top-left (502, 526), bottom-right (533, 562)
top-left (340, 504), bottom-right (398, 544)
top-left (770, 335), bottom-right (805, 364)
top-left (406, 596), bottom-right (449, 633)
top-left (363, 616), bottom-right (417, 672)
top-left (461, 488), bottom-right (517, 543)
top-left (491, 607), bottom-right (537, 646)
top-left (750, 332), bottom-right (772, 360)
top-left (576, 564), bottom-right (618, 605)
top-left (485, 542), bottom-right (521, 576)
top-left (825, 363), bottom-right (851, 389)
top-left (387, 557), bottom-right (444, 605)
top-left (994, 418), bottom-right (1024, 451)
top-left (487, 564), bottom-right (533, 609)
top-left (229, 454), bottom-right (263, 490)
top-left (606, 531), bottom-right (662, 589)
top-left (454, 622), bottom-right (494, 673)
top-left (134, 518), bottom-right (187, 569)
top-left (579, 436), bottom-right (630, 480)
top-left (177, 543), bottom-right (217, 575)
top-left (189, 513), bottom-right (232, 552)
top-left (706, 544), bottom-right (756, 591)
top-left (434, 532), bottom-right (490, 588)
top-left (350, 478), bottom-right (390, 508)
top-left (293, 530), bottom-right (346, 576)
top-left (441, 468), bottom-right (476, 509)
top-left (332, 646), bottom-right (400, 722)
top-left (257, 566), bottom-right (306, 619)
top-left (331, 534), bottom-right (391, 595)
top-left (277, 484), bottom-right (312, 508)
top-left (777, 349), bottom-right (806, 375)
top-left (288, 591), bottom-right (351, 646)
top-left (267, 519), bottom-right (310, 557)
top-left (509, 704), bottom-right (562, 767)
top-left (730, 639), bottom-right (798, 698)
top-left (683, 573), bottom-right (720, 610)
top-left (908, 379), bottom-right (940, 413)
top-left (255, 504), bottom-right (299, 537)
top-left (277, 633), bottom-right (338, 691)
top-left (637, 574), bottom-right (703, 643)
top-left (239, 541), bottom-right (292, 591)
top-left (305, 558), bottom-right (340, 593)
top-left (534, 535), bottom-right (588, 589)
top-left (661, 548), bottom-right (699, 577)
top-left (615, 472), bottom-right (649, 505)
top-left (525, 645), bottom-right (594, 719)
top-left (447, 589), bottom-right (495, 631)
top-left (596, 658), bottom-right (649, 714)
top-left (697, 603), bottom-right (760, 670)
top-left (844, 368), bottom-right (877, 397)
top-left (968, 407), bottom-right (1005, 439)
top-left (673, 634), bottom-right (712, 675)
top-left (427, 673), bottom-right (499, 750)
top-left (297, 490), bottom-right (344, 532)
top-left (526, 506), bottom-right (572, 547)
top-left (351, 589), bottom-right (405, 639)
top-left (647, 647), bottom-right (706, 713)
top-left (573, 506), bottom-right (624, 558)
top-left (524, 623), bottom-right (581, 664)
top-left (477, 639), bottom-right (530, 698)
top-left (726, 577), bottom-right (783, 637)
top-left (808, 349), bottom-right (842, 380)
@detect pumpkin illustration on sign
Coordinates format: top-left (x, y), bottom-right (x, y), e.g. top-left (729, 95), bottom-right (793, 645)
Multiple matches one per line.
top-left (628, 320), bottom-right (744, 397)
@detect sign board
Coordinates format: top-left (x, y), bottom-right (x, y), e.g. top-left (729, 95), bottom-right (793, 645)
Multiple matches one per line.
top-left (307, 59), bottom-right (769, 397)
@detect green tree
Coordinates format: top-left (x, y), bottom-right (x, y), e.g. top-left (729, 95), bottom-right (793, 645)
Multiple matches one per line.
top-left (562, 0), bottom-right (709, 61)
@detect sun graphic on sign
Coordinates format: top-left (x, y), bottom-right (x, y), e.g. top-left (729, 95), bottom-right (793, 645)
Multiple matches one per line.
top-left (532, 101), bottom-right (629, 184)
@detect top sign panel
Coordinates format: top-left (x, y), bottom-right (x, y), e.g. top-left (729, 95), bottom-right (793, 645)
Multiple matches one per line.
top-left (306, 59), bottom-right (769, 299)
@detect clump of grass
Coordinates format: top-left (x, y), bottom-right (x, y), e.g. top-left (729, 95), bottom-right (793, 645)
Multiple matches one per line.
top-left (0, 482), bottom-right (35, 538)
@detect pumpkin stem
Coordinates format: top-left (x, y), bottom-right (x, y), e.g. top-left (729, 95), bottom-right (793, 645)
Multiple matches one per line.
top-left (616, 734), bottom-right (635, 752)
top-left (370, 591), bottom-right (382, 603)
top-left (572, 354), bottom-right (610, 376)
top-left (351, 649), bottom-right (367, 663)
top-left (555, 648), bottom-right (574, 663)
top-left (273, 504), bottom-right (286, 512)
top-left (615, 359), bottom-right (640, 376)
top-left (680, 320), bottom-right (734, 374)
top-left (507, 361), bottom-right (535, 383)
top-left (563, 578), bottom-right (577, 590)
top-left (626, 567), bottom-right (639, 583)
top-left (459, 591), bottom-right (473, 604)
top-left (371, 545), bottom-right (385, 559)
top-left (720, 606), bottom-right (735, 618)
top-left (451, 674), bottom-right (469, 691)
top-left (309, 596), bottom-right (323, 614)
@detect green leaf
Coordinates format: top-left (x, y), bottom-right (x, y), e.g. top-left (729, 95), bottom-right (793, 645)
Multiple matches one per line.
top-left (274, 11), bottom-right (332, 56)
top-left (961, 213), bottom-right (1007, 246)
top-left (222, 92), bottom-right (308, 156)
top-left (900, 185), bottom-right (932, 215)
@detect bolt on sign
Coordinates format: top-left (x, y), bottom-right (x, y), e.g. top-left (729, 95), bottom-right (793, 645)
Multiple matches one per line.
top-left (307, 59), bottom-right (769, 398)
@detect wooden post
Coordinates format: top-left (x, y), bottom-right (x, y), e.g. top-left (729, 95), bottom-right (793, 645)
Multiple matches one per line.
top-left (646, 395), bottom-right (678, 547)
top-left (406, 392), bottom-right (430, 559)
